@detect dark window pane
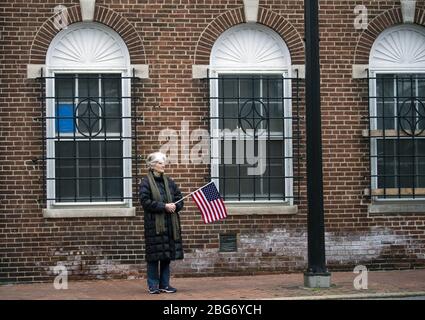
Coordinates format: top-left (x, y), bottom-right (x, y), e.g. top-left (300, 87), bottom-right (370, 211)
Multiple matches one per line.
top-left (55, 141), bottom-right (123, 202)
top-left (55, 74), bottom-right (74, 99)
top-left (219, 139), bottom-right (284, 200)
top-left (377, 100), bottom-right (395, 130)
top-left (417, 140), bottom-right (425, 187)
top-left (220, 77), bottom-right (238, 99)
top-left (269, 102), bottom-right (284, 132)
top-left (55, 141), bottom-right (76, 201)
top-left (219, 101), bottom-right (239, 131)
top-left (377, 139), bottom-right (425, 190)
top-left (102, 75), bottom-right (122, 133)
top-left (78, 74), bottom-right (98, 99)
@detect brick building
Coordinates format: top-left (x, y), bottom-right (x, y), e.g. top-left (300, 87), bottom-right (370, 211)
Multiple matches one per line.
top-left (1, 0), bottom-right (425, 283)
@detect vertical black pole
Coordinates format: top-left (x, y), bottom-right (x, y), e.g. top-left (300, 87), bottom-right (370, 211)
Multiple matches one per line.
top-left (304, 0), bottom-right (330, 286)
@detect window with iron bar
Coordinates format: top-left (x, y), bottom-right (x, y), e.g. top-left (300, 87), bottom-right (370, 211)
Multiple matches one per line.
top-left (368, 73), bottom-right (425, 199)
top-left (208, 74), bottom-right (302, 204)
top-left (37, 72), bottom-right (141, 207)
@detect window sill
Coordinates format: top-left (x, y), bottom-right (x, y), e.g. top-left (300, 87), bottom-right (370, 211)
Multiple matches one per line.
top-left (225, 203), bottom-right (298, 215)
top-left (43, 206), bottom-right (136, 218)
top-left (368, 202), bottom-right (425, 215)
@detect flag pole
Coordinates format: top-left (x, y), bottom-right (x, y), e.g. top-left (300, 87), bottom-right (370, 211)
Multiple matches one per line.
top-left (173, 181), bottom-right (214, 205)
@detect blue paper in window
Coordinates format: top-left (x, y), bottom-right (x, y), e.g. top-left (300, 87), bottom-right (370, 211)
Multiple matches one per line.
top-left (56, 104), bottom-right (74, 133)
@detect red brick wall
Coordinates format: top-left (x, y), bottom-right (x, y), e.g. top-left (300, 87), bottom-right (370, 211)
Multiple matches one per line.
top-left (1, 0), bottom-right (425, 283)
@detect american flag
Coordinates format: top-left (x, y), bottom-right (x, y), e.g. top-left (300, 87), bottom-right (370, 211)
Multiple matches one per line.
top-left (192, 182), bottom-right (227, 224)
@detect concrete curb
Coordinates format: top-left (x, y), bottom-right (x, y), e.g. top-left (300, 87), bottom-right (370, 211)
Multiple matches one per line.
top-left (265, 291), bottom-right (425, 300)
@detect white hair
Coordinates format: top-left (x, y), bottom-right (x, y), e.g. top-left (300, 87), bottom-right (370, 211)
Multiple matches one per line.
top-left (146, 152), bottom-right (166, 168)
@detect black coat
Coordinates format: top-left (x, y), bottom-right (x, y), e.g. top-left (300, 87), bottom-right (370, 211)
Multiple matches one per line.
top-left (139, 173), bottom-right (184, 262)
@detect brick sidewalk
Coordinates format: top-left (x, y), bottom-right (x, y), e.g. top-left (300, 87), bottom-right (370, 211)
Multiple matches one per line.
top-left (1, 269), bottom-right (425, 300)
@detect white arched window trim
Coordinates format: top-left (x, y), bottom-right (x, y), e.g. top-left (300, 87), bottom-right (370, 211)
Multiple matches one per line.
top-left (45, 22), bottom-right (133, 210)
top-left (369, 24), bottom-right (425, 202)
top-left (209, 23), bottom-right (294, 205)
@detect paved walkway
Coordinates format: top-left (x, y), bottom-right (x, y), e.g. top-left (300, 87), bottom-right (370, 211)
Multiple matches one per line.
top-left (1, 269), bottom-right (425, 300)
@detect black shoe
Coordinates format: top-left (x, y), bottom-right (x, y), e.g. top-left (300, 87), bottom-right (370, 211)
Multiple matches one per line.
top-left (148, 287), bottom-right (160, 294)
top-left (159, 286), bottom-right (177, 293)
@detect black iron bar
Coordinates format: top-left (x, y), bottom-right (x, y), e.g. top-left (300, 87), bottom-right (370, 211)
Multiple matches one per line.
top-left (220, 76), bottom-right (226, 201)
top-left (266, 76), bottom-right (271, 201)
top-left (41, 68), bottom-right (46, 204)
top-left (296, 73), bottom-right (301, 203)
top-left (411, 75), bottom-right (417, 199)
top-left (381, 76), bottom-right (388, 198)
top-left (73, 75), bottom-right (78, 202)
top-left (101, 74), bottom-right (108, 202)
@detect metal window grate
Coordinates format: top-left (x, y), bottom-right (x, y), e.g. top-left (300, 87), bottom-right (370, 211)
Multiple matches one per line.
top-left (34, 70), bottom-right (142, 204)
top-left (366, 73), bottom-right (425, 199)
top-left (206, 74), bottom-right (303, 203)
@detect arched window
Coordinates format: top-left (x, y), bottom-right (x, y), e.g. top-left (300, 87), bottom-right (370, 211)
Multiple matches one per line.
top-left (209, 24), bottom-right (294, 203)
top-left (45, 22), bottom-right (132, 207)
top-left (369, 24), bottom-right (425, 200)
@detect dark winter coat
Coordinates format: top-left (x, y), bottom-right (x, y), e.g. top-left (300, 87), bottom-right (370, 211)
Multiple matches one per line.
top-left (139, 172), bottom-right (184, 262)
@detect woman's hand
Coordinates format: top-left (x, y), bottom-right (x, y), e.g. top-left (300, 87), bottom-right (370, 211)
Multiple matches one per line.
top-left (165, 203), bottom-right (176, 213)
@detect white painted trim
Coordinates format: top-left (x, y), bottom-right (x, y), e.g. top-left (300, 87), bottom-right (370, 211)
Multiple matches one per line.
top-left (43, 207), bottom-right (136, 218)
top-left (46, 70), bottom-right (55, 209)
top-left (352, 64), bottom-right (369, 79)
top-left (209, 69), bottom-right (220, 192)
top-left (243, 0), bottom-right (259, 23)
top-left (400, 0), bottom-right (416, 24)
top-left (132, 64), bottom-right (150, 78)
top-left (369, 71), bottom-right (378, 194)
top-left (46, 67), bottom-right (129, 72)
top-left (209, 67), bottom-right (291, 73)
top-left (80, 0), bottom-right (96, 22)
top-left (122, 68), bottom-right (133, 208)
top-left (284, 73), bottom-right (294, 204)
top-left (292, 65), bottom-right (305, 79)
top-left (368, 202), bottom-right (425, 214)
top-left (27, 64), bottom-right (45, 79)
top-left (192, 64), bottom-right (209, 79)
top-left (226, 204), bottom-right (298, 215)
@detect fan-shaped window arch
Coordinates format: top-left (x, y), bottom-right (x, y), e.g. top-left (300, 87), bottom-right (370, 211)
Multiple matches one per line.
top-left (210, 23), bottom-right (291, 71)
top-left (46, 22), bottom-right (131, 70)
top-left (368, 24), bottom-right (425, 200)
top-left (208, 24), bottom-right (296, 204)
top-left (370, 24), bottom-right (425, 71)
top-left (45, 22), bottom-right (133, 208)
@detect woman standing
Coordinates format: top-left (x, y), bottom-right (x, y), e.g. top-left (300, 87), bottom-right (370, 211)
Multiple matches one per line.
top-left (139, 152), bottom-right (184, 294)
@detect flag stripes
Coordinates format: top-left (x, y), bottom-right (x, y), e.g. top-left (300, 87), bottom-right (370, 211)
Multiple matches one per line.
top-left (191, 182), bottom-right (227, 224)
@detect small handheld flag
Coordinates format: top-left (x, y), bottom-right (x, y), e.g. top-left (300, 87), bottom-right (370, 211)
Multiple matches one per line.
top-left (192, 182), bottom-right (227, 224)
top-left (174, 181), bottom-right (227, 224)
